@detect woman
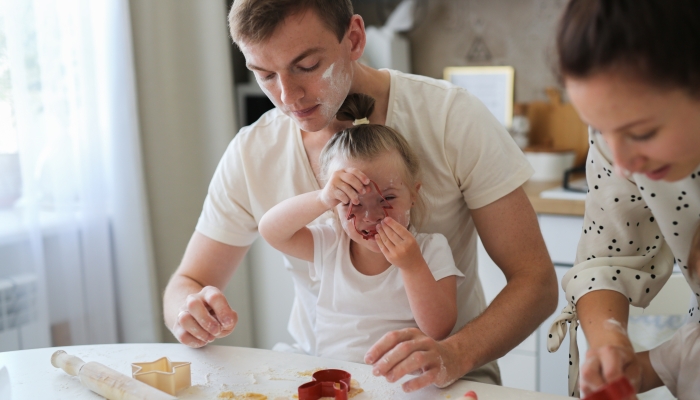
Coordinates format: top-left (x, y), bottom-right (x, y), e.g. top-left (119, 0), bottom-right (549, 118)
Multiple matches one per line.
top-left (548, 0), bottom-right (700, 398)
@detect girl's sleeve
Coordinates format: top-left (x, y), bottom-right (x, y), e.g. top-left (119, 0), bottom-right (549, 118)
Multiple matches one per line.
top-left (563, 129), bottom-right (675, 309)
top-left (308, 221), bottom-right (341, 282)
top-left (421, 233), bottom-right (465, 285)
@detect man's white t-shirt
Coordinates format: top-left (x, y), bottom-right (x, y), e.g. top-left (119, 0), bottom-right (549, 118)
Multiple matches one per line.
top-left (196, 69), bottom-right (533, 382)
top-left (649, 323), bottom-right (700, 399)
top-left (309, 220), bottom-right (465, 363)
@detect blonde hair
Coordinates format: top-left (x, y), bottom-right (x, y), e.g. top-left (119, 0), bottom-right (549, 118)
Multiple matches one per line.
top-left (319, 93), bottom-right (427, 229)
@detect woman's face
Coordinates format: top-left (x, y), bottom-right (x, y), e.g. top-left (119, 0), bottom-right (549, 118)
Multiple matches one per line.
top-left (566, 70), bottom-right (700, 182)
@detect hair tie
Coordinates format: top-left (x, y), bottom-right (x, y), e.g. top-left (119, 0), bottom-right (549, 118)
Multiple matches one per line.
top-left (353, 117), bottom-right (370, 126)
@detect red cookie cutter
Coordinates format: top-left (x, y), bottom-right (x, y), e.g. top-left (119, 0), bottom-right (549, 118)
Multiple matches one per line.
top-left (298, 369), bottom-right (351, 400)
top-left (345, 180), bottom-right (393, 240)
top-left (582, 377), bottom-right (635, 400)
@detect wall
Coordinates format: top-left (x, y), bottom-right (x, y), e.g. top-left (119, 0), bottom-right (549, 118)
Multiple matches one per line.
top-left (405, 0), bottom-right (569, 102)
top-left (129, 0), bottom-right (254, 347)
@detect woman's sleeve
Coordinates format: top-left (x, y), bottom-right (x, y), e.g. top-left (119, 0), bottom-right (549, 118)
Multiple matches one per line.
top-left (563, 129), bottom-right (675, 309)
top-left (547, 129), bottom-right (677, 397)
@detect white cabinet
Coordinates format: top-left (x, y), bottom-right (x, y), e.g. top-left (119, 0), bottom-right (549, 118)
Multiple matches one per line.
top-left (538, 215), bottom-right (583, 265)
top-left (478, 214), bottom-right (587, 396)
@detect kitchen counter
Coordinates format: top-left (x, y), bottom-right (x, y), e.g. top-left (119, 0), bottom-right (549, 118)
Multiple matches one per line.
top-left (523, 181), bottom-right (585, 217)
top-left (0, 343), bottom-right (575, 399)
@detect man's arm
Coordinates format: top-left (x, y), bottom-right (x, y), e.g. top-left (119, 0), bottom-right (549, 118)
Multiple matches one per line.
top-left (163, 231), bottom-right (249, 347)
top-left (365, 186), bottom-right (558, 392)
top-left (461, 185), bottom-right (558, 366)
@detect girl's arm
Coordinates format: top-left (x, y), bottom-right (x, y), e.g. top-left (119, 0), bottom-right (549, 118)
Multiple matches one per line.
top-left (259, 167), bottom-right (370, 262)
top-left (258, 190), bottom-right (328, 262)
top-left (376, 218), bottom-right (457, 340)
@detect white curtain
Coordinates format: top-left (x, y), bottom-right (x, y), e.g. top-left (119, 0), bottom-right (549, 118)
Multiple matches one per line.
top-left (0, 0), bottom-right (160, 349)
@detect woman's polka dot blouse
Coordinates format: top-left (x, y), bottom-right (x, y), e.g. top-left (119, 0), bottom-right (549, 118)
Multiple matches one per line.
top-left (547, 128), bottom-right (700, 397)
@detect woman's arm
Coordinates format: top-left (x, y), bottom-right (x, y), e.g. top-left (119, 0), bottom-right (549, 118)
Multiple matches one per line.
top-left (375, 218), bottom-right (457, 340)
top-left (577, 291), bottom-right (641, 394)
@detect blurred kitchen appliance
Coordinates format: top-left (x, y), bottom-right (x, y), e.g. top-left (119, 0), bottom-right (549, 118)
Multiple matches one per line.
top-left (362, 0), bottom-right (415, 73)
top-left (236, 73), bottom-right (275, 128)
top-left (363, 28), bottom-right (411, 73)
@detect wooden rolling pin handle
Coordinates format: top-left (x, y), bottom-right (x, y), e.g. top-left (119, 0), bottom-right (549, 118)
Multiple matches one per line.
top-left (51, 350), bottom-right (85, 376)
top-left (51, 350), bottom-right (175, 400)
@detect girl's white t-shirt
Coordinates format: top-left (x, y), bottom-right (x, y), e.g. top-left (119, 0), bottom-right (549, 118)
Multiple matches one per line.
top-left (309, 219), bottom-right (465, 363)
top-left (650, 323), bottom-right (700, 399)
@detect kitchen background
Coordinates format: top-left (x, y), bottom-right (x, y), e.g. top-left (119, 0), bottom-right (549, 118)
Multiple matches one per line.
top-left (0, 1), bottom-right (688, 399)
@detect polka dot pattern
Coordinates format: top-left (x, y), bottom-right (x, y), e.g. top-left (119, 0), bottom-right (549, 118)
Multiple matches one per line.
top-left (548, 129), bottom-right (700, 395)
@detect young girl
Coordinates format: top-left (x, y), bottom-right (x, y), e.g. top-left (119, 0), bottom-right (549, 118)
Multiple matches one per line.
top-left (258, 93), bottom-right (463, 363)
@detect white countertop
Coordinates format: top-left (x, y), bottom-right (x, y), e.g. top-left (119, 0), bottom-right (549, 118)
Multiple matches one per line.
top-left (0, 343), bottom-right (575, 399)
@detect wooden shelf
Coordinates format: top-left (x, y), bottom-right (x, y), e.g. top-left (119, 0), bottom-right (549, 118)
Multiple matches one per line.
top-left (523, 181), bottom-right (586, 217)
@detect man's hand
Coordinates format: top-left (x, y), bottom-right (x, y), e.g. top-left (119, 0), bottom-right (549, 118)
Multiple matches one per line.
top-left (171, 285), bottom-right (238, 348)
top-left (364, 328), bottom-right (463, 392)
top-left (580, 342), bottom-right (642, 396)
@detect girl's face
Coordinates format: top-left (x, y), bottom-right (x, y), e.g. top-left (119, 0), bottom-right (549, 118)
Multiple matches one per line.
top-left (330, 150), bottom-right (418, 253)
top-left (566, 70), bottom-right (700, 182)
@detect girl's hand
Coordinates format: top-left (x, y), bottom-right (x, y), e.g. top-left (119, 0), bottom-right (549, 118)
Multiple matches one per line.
top-left (319, 168), bottom-right (370, 209)
top-left (375, 217), bottom-right (422, 269)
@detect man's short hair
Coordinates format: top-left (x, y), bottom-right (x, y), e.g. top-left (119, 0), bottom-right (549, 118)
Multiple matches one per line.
top-left (229, 0), bottom-right (353, 45)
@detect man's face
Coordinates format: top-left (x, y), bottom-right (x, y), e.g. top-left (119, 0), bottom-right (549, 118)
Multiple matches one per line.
top-left (239, 10), bottom-right (355, 133)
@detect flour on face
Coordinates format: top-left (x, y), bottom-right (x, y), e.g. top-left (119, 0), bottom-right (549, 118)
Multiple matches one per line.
top-left (318, 62), bottom-right (352, 123)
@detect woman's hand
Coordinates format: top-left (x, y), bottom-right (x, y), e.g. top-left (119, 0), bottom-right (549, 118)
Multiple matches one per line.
top-left (375, 217), bottom-right (422, 270)
top-left (364, 328), bottom-right (465, 392)
top-left (580, 341), bottom-right (642, 396)
top-left (319, 168), bottom-right (370, 209)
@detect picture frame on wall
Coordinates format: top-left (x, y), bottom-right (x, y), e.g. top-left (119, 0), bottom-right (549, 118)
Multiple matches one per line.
top-left (444, 66), bottom-right (515, 127)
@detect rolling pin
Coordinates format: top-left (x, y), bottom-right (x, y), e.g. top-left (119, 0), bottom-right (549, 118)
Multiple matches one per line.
top-left (51, 350), bottom-right (176, 400)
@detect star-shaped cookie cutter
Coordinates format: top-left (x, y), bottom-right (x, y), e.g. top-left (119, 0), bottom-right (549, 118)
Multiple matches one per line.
top-left (345, 180), bottom-right (393, 240)
top-left (298, 369), bottom-right (351, 400)
top-left (131, 357), bottom-right (191, 395)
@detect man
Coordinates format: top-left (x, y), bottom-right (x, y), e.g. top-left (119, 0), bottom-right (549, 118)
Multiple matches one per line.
top-left (163, 0), bottom-right (557, 392)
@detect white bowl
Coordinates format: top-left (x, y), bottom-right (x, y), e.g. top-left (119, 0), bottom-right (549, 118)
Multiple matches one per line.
top-left (524, 150), bottom-right (576, 182)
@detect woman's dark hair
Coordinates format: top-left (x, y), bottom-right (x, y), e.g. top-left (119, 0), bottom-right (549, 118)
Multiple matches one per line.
top-left (556, 0), bottom-right (700, 94)
top-left (319, 93), bottom-right (426, 228)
